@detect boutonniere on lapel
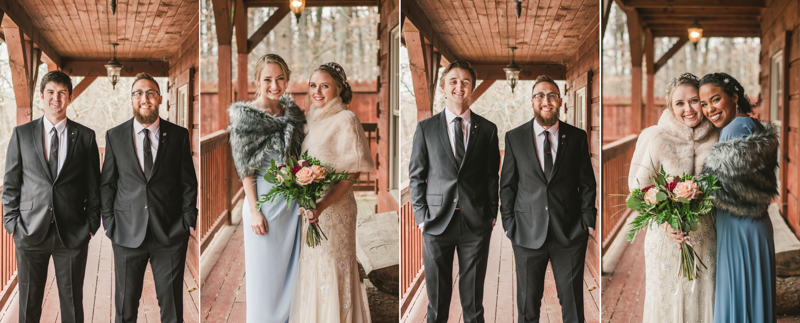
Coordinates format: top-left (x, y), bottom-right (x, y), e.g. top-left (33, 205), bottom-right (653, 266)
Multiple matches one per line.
top-left (161, 132), bottom-right (167, 144)
top-left (561, 133), bottom-right (566, 145)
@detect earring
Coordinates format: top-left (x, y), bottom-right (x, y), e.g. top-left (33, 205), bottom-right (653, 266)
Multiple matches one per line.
top-left (735, 103), bottom-right (740, 116)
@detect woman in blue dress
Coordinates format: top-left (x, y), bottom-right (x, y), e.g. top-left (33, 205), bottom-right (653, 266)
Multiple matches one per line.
top-left (699, 72), bottom-right (778, 323)
top-left (227, 54), bottom-right (306, 323)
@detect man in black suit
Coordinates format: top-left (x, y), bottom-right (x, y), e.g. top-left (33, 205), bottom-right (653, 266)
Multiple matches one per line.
top-left (500, 75), bottom-right (597, 323)
top-left (2, 71), bottom-right (101, 323)
top-left (409, 60), bottom-right (501, 323)
top-left (101, 73), bottom-right (197, 323)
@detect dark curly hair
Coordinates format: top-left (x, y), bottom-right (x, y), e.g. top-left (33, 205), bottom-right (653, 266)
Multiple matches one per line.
top-left (699, 72), bottom-right (758, 114)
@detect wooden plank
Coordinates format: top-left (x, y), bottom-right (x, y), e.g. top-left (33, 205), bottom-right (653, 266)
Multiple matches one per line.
top-left (404, 29), bottom-right (432, 115)
top-left (622, 0), bottom-right (765, 7)
top-left (471, 64), bottom-right (567, 81)
top-left (147, 0), bottom-right (186, 59)
top-left (0, 0), bottom-right (62, 66)
top-left (654, 36), bottom-right (688, 73)
top-left (246, 4), bottom-right (290, 54)
top-left (212, 0), bottom-right (232, 45)
top-left (468, 80), bottom-right (496, 106)
top-left (234, 0), bottom-right (247, 54)
top-left (400, 1), bottom-right (458, 63)
top-left (4, 26), bottom-right (35, 125)
top-left (71, 76), bottom-right (97, 101)
top-left (481, 225), bottom-right (502, 322)
top-left (200, 223), bottom-right (244, 319)
top-left (60, 60), bottom-right (170, 77)
top-left (244, 0), bottom-right (377, 7)
top-left (203, 228), bottom-right (246, 322)
top-left (645, 28), bottom-right (655, 127)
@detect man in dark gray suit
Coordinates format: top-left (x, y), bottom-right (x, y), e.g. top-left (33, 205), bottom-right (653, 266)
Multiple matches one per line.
top-left (101, 73), bottom-right (197, 323)
top-left (409, 60), bottom-right (501, 323)
top-left (3, 70), bottom-right (101, 323)
top-left (500, 75), bottom-right (597, 323)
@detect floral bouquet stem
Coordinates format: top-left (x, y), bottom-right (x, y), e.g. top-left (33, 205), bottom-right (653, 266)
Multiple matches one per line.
top-left (299, 204), bottom-right (328, 247)
top-left (679, 242), bottom-right (706, 281)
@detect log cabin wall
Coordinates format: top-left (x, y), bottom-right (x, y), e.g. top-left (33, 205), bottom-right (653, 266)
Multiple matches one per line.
top-left (168, 18), bottom-right (201, 283)
top-left (760, 0), bottom-right (800, 239)
top-left (564, 22), bottom-right (600, 281)
top-left (377, 0), bottom-right (400, 213)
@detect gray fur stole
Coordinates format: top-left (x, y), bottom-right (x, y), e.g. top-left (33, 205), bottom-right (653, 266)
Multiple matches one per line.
top-left (227, 96), bottom-right (305, 179)
top-left (701, 122), bottom-right (779, 218)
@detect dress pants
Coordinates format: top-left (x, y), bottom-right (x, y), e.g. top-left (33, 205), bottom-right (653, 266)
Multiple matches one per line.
top-left (111, 230), bottom-right (188, 323)
top-left (422, 210), bottom-right (492, 323)
top-left (14, 222), bottom-right (89, 323)
top-left (511, 231), bottom-right (588, 323)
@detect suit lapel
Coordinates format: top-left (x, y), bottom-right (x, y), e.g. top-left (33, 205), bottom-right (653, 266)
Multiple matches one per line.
top-left (461, 113), bottom-right (480, 169)
top-left (149, 118), bottom-right (169, 181)
top-left (548, 123), bottom-right (569, 182)
top-left (523, 119), bottom-right (547, 182)
top-left (437, 112), bottom-right (459, 171)
top-left (32, 118), bottom-right (53, 182)
top-left (124, 119), bottom-right (148, 181)
top-left (59, 120), bottom-right (79, 181)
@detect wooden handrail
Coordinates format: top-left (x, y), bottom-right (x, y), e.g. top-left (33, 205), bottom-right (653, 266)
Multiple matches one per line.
top-left (601, 135), bottom-right (639, 253)
top-left (200, 130), bottom-right (242, 252)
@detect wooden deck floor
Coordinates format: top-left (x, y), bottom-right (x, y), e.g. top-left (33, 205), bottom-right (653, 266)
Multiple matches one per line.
top-left (0, 226), bottom-right (199, 323)
top-left (401, 224), bottom-right (601, 323)
top-left (601, 229), bottom-right (800, 323)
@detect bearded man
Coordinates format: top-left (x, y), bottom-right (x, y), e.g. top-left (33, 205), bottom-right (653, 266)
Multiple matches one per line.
top-left (100, 73), bottom-right (198, 323)
top-left (499, 75), bottom-right (597, 323)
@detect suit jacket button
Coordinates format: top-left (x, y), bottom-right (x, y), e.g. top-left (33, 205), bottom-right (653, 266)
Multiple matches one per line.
top-left (545, 206), bottom-right (549, 211)
top-left (453, 199), bottom-right (457, 203)
top-left (145, 206), bottom-right (148, 209)
top-left (48, 207), bottom-right (53, 211)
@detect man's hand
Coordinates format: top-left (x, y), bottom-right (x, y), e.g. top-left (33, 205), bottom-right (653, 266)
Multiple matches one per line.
top-left (418, 222), bottom-right (424, 231)
top-left (190, 227), bottom-right (196, 236)
top-left (492, 218), bottom-right (497, 227)
top-left (588, 227), bottom-right (594, 236)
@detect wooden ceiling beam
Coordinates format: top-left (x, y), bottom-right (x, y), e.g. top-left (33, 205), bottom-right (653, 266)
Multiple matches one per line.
top-left (637, 7), bottom-right (759, 15)
top-left (602, 0), bottom-right (614, 40)
top-left (0, 0), bottom-right (62, 67)
top-left (653, 36), bottom-right (688, 74)
top-left (212, 0), bottom-right (233, 45)
top-left (622, 0), bottom-right (765, 8)
top-left (645, 23), bottom-right (760, 30)
top-left (471, 64), bottom-right (567, 81)
top-left (468, 80), bottom-right (495, 106)
top-left (60, 60), bottom-right (170, 77)
top-left (651, 30), bottom-right (760, 37)
top-left (71, 76), bottom-right (97, 101)
top-left (243, 0), bottom-right (377, 8)
top-left (640, 15), bottom-right (761, 23)
top-left (401, 2), bottom-right (458, 64)
top-left (247, 3), bottom-right (290, 53)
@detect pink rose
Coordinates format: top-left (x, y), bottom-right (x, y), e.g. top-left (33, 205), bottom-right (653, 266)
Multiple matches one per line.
top-left (644, 188), bottom-right (659, 205)
top-left (311, 165), bottom-right (327, 182)
top-left (673, 180), bottom-right (700, 201)
top-left (295, 167), bottom-right (315, 186)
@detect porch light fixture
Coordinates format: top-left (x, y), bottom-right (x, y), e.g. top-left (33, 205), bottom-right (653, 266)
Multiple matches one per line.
top-left (290, 0), bottom-right (306, 22)
top-left (105, 43), bottom-right (123, 90)
top-left (504, 47), bottom-right (522, 93)
top-left (512, 0), bottom-right (523, 18)
top-left (688, 19), bottom-right (704, 49)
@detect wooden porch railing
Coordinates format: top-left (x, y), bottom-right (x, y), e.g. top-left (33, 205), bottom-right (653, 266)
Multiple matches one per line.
top-left (601, 134), bottom-right (638, 253)
top-left (355, 123), bottom-right (378, 192)
top-left (200, 130), bottom-right (242, 252)
top-left (0, 191), bottom-right (16, 314)
top-left (400, 182), bottom-right (424, 316)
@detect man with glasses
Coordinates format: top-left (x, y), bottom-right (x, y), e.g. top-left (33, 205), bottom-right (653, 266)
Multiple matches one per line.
top-left (409, 60), bottom-right (501, 323)
top-left (100, 73), bottom-right (197, 323)
top-left (500, 75), bottom-right (596, 323)
top-left (2, 70), bottom-right (101, 323)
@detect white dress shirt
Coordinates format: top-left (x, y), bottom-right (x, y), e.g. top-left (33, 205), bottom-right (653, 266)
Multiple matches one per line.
top-left (533, 119), bottom-right (560, 172)
top-left (133, 118), bottom-right (160, 173)
top-left (43, 117), bottom-right (68, 175)
top-left (444, 108), bottom-right (471, 157)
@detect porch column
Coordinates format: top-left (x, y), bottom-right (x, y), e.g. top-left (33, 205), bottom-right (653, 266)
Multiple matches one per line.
top-left (234, 0), bottom-right (248, 101)
top-left (213, 0), bottom-right (233, 225)
top-left (3, 21), bottom-right (40, 125)
top-left (626, 9), bottom-right (643, 133)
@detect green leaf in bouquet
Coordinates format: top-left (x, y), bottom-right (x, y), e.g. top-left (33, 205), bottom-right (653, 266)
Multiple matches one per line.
top-left (677, 197), bottom-right (690, 204)
top-left (626, 196), bottom-right (644, 210)
top-left (689, 221), bottom-right (698, 231)
top-left (271, 159), bottom-right (277, 169)
top-left (263, 173), bottom-right (280, 184)
top-left (656, 191), bottom-right (667, 202)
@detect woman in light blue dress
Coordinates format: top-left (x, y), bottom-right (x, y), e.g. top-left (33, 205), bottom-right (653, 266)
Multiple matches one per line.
top-left (227, 54), bottom-right (306, 323)
top-left (699, 72), bottom-right (778, 323)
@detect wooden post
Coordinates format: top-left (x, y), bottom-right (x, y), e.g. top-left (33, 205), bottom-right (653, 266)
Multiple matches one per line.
top-left (4, 25), bottom-right (40, 125)
top-left (213, 0), bottom-right (233, 224)
top-left (645, 28), bottom-right (655, 128)
top-left (404, 26), bottom-right (433, 121)
top-left (234, 0), bottom-right (249, 101)
top-left (626, 9), bottom-right (643, 133)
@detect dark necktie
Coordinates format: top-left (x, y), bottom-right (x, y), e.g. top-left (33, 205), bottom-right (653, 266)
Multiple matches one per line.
top-left (543, 130), bottom-right (553, 178)
top-left (49, 128), bottom-right (59, 179)
top-left (454, 117), bottom-right (465, 167)
top-left (143, 129), bottom-right (153, 176)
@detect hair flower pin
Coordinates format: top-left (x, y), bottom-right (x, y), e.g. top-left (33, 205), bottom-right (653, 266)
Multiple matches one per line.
top-left (724, 78), bottom-right (730, 84)
top-left (734, 86), bottom-right (739, 91)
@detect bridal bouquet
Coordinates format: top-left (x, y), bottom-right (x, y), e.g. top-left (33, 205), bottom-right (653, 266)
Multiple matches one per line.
top-left (255, 151), bottom-right (356, 247)
top-left (625, 165), bottom-right (719, 281)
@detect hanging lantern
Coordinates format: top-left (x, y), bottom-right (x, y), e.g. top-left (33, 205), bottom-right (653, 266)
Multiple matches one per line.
top-left (688, 19), bottom-right (704, 49)
top-left (503, 47), bottom-right (522, 93)
top-left (105, 43), bottom-right (123, 90)
top-left (290, 0), bottom-right (306, 22)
